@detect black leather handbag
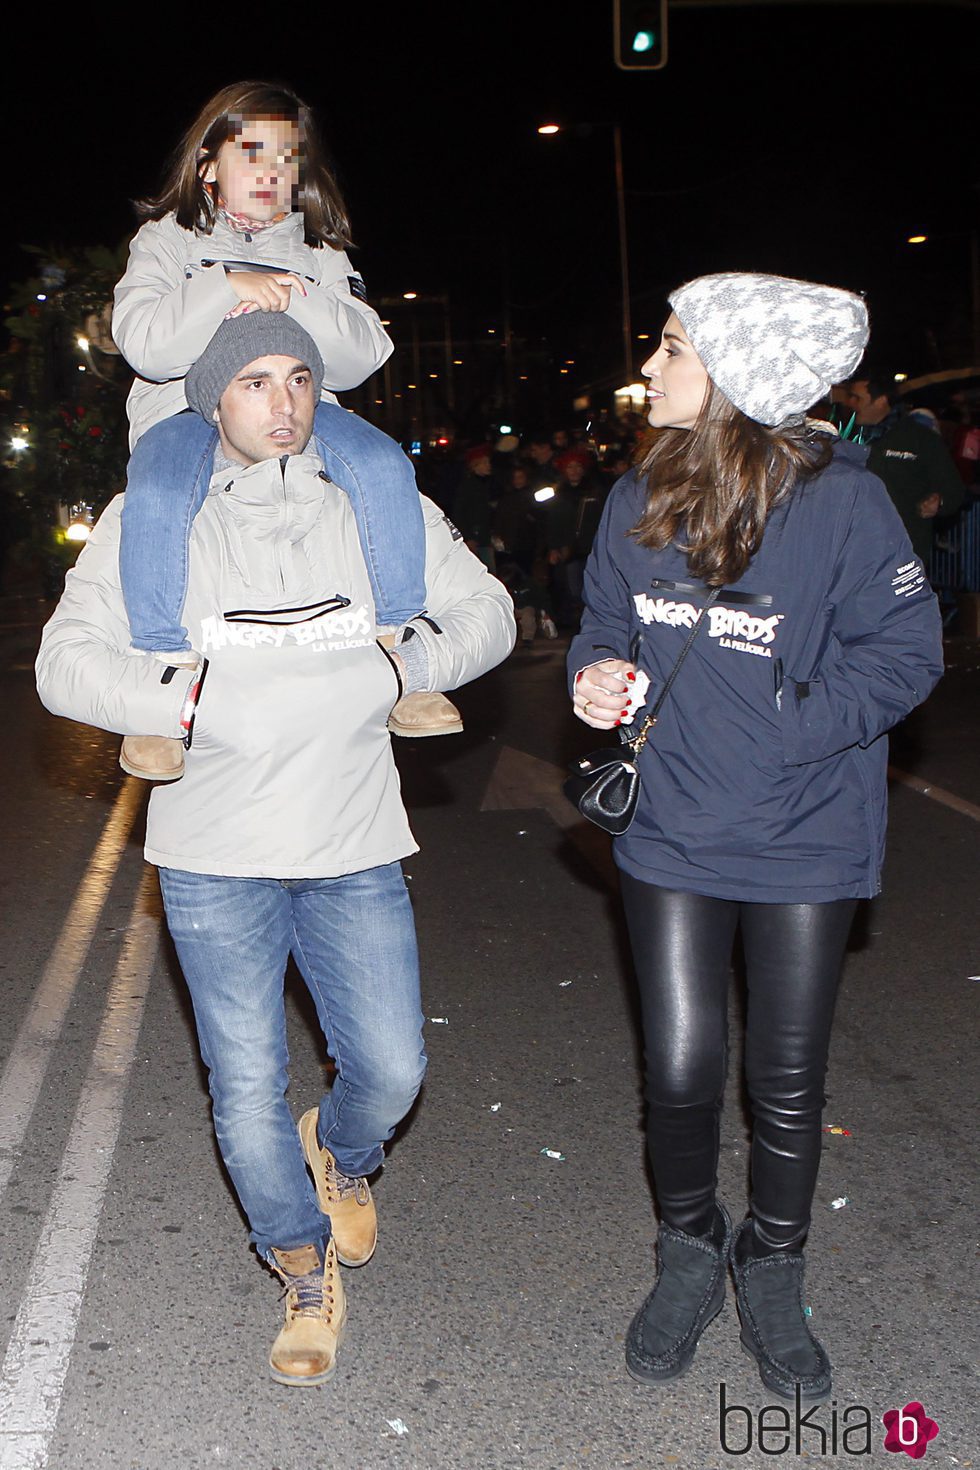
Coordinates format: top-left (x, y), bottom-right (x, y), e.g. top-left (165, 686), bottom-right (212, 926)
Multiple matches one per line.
top-left (564, 589), bottom-right (719, 835)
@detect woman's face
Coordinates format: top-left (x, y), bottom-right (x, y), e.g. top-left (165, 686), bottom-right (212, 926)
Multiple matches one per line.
top-left (641, 313), bottom-right (710, 430)
top-left (203, 117), bottom-right (301, 220)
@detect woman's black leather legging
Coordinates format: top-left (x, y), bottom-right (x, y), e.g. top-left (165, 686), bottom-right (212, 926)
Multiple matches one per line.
top-left (620, 876), bottom-right (857, 1251)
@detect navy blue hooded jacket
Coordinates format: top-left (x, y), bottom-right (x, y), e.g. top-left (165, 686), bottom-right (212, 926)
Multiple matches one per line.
top-left (567, 440), bottom-right (944, 902)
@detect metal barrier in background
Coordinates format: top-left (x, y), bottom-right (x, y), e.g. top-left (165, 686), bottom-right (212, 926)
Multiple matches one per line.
top-left (929, 498), bottom-right (980, 595)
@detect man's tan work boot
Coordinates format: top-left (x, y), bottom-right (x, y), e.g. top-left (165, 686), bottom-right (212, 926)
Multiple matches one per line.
top-left (378, 632), bottom-right (464, 737)
top-left (119, 735), bottom-right (184, 781)
top-left (299, 1108), bottom-right (378, 1267)
top-left (268, 1238), bottom-right (346, 1386)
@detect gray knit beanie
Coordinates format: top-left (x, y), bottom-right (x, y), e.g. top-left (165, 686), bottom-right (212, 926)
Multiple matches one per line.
top-left (667, 272), bottom-right (869, 427)
top-left (184, 312), bottom-right (325, 422)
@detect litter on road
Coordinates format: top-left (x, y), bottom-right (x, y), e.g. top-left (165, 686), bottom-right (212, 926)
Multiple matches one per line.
top-left (384, 1419), bottom-right (409, 1437)
top-left (823, 1125), bottom-right (852, 1136)
top-left (829, 1196), bottom-right (850, 1210)
top-left (490, 1103), bottom-right (501, 1112)
top-left (429, 1017), bottom-right (449, 1025)
top-left (540, 1148), bottom-right (566, 1161)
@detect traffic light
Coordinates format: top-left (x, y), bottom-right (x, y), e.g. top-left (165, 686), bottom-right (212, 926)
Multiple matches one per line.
top-left (614, 0), bottom-right (668, 71)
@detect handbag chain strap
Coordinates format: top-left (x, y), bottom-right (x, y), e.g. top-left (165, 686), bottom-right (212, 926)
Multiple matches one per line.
top-left (626, 586), bottom-right (721, 758)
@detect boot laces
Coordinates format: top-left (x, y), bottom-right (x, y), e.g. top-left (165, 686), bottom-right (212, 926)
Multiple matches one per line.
top-left (282, 1265), bottom-right (336, 1323)
top-left (328, 1162), bottom-right (370, 1206)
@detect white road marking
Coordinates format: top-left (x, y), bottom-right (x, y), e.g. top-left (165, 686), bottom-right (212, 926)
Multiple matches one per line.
top-left (0, 780), bottom-right (142, 1204)
top-left (0, 871), bottom-right (158, 1470)
top-left (888, 765), bottom-right (980, 823)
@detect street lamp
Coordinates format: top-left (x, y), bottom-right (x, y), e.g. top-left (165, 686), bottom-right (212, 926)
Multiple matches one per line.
top-left (537, 121), bottom-right (633, 384)
top-left (379, 292), bottom-right (457, 422)
top-left (65, 504), bottom-right (94, 543)
top-left (905, 225), bottom-right (980, 365)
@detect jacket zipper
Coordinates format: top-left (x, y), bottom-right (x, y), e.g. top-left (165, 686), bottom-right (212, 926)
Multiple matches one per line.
top-left (278, 456), bottom-right (288, 594)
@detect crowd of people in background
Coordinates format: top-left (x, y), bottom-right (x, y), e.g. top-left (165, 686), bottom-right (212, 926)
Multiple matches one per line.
top-left (826, 374), bottom-right (976, 567)
top-left (1, 378), bottom-right (978, 623)
top-left (405, 375), bottom-right (980, 649)
top-left (412, 418), bottom-right (644, 644)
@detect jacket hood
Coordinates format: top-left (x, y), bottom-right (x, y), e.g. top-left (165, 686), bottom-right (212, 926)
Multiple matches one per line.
top-left (206, 449), bottom-right (329, 595)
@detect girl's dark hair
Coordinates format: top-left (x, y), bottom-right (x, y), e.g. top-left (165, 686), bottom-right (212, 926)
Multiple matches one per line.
top-left (632, 379), bottom-right (834, 586)
top-left (137, 81), bottom-right (352, 250)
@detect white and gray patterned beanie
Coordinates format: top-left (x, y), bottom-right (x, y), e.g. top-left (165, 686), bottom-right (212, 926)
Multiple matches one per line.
top-left (667, 272), bottom-right (869, 427)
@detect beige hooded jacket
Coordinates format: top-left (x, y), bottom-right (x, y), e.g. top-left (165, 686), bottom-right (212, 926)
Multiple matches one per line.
top-left (36, 451), bottom-right (515, 877)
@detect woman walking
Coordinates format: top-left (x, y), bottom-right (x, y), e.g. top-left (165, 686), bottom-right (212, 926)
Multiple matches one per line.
top-left (568, 273), bottom-right (943, 1402)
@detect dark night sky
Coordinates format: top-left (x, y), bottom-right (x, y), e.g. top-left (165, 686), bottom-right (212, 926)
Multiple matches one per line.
top-left (9, 1), bottom-right (979, 388)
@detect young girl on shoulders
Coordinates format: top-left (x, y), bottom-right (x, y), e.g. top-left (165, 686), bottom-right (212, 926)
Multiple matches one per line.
top-left (113, 80), bottom-right (460, 780)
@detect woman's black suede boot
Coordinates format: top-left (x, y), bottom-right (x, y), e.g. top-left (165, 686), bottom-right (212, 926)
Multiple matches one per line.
top-left (625, 1203), bottom-right (733, 1384)
top-left (730, 1218), bottom-right (832, 1403)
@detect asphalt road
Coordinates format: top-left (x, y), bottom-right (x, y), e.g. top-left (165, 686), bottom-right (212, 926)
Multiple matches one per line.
top-left (0, 606), bottom-right (977, 1470)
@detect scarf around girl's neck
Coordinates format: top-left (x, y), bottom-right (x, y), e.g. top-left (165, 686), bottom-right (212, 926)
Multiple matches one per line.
top-left (218, 203), bottom-right (290, 234)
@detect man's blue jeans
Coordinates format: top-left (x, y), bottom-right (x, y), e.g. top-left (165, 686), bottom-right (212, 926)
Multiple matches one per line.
top-left (120, 404), bottom-right (428, 652)
top-left (158, 862), bottom-right (426, 1261)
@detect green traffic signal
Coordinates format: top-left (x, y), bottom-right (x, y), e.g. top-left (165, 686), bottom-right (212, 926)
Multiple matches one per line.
top-left (614, 0), bottom-right (668, 70)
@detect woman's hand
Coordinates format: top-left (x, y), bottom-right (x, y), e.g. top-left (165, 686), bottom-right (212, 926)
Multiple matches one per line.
top-left (573, 658), bottom-right (636, 729)
top-left (225, 271), bottom-right (308, 313)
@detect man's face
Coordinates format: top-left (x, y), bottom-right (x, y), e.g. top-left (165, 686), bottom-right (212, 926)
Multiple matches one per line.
top-left (529, 442), bottom-right (553, 465)
top-left (216, 355), bottom-right (316, 466)
top-left (848, 379), bottom-right (890, 426)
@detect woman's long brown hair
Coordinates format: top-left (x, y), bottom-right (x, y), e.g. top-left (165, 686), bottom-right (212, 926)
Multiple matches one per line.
top-left (136, 81), bottom-right (353, 250)
top-left (631, 380), bottom-right (834, 586)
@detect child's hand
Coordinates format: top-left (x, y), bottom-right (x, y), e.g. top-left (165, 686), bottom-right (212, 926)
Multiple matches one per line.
top-left (225, 271), bottom-right (308, 312)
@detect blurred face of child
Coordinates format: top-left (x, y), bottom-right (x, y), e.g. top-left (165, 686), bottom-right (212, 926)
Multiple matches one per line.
top-left (203, 116), bottom-right (301, 220)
